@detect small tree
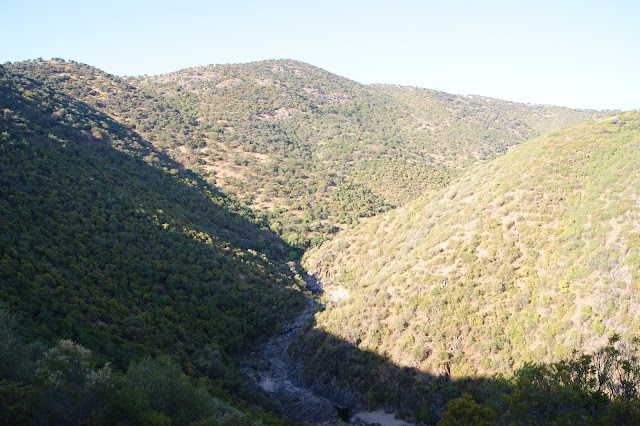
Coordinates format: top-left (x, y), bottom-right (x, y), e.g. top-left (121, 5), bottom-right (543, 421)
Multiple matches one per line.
top-left (438, 393), bottom-right (493, 425)
top-left (35, 340), bottom-right (111, 424)
top-left (127, 356), bottom-right (239, 424)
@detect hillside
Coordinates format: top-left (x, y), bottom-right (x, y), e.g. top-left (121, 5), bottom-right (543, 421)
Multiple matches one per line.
top-left (0, 63), bottom-right (304, 423)
top-left (5, 59), bottom-right (606, 249)
top-left (294, 110), bottom-right (640, 415)
top-left (0, 58), bottom-right (620, 423)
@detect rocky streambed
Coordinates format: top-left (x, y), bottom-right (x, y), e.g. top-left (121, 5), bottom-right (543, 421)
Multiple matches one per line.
top-left (242, 274), bottom-right (413, 425)
top-left (242, 292), bottom-right (343, 424)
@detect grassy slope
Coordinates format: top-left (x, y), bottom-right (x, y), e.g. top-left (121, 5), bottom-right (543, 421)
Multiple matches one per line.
top-left (140, 59), bottom-right (605, 208)
top-left (299, 111), bottom-right (640, 387)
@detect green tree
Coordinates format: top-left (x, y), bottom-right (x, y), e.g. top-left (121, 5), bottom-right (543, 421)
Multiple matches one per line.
top-left (438, 393), bottom-right (493, 425)
top-left (0, 308), bottom-right (31, 382)
top-left (34, 340), bottom-right (111, 424)
top-left (127, 356), bottom-right (239, 424)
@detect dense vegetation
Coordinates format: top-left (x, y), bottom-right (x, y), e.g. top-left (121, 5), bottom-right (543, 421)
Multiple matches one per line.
top-left (440, 335), bottom-right (640, 424)
top-left (0, 57), bottom-right (627, 424)
top-left (295, 110), bottom-right (640, 421)
top-left (291, 327), bottom-right (640, 424)
top-left (5, 59), bottom-right (605, 249)
top-left (0, 63), bottom-right (304, 423)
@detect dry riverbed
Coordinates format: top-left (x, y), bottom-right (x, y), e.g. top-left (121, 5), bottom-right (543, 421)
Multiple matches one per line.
top-left (241, 274), bottom-right (413, 425)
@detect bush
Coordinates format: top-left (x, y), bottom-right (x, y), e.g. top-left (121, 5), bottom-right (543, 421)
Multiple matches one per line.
top-left (438, 393), bottom-right (493, 425)
top-left (127, 356), bottom-right (239, 424)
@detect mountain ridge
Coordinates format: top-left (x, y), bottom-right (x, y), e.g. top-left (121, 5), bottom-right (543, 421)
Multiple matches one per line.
top-left (4, 58), bottom-right (605, 250)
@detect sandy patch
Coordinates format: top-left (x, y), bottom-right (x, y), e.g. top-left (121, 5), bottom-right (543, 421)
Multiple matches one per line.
top-left (351, 410), bottom-right (413, 425)
top-left (327, 285), bottom-right (350, 303)
top-left (258, 375), bottom-right (275, 392)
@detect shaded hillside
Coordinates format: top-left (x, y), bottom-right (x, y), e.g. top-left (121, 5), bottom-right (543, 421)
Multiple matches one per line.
top-left (0, 64), bottom-right (305, 422)
top-left (5, 59), bottom-right (606, 248)
top-left (295, 110), bottom-right (640, 411)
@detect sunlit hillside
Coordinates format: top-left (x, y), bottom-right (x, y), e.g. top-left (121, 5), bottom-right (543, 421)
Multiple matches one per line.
top-left (5, 59), bottom-right (606, 250)
top-left (295, 110), bottom-right (640, 412)
top-left (0, 58), bottom-right (625, 424)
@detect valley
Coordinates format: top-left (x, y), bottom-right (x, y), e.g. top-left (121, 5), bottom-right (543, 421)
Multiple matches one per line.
top-left (2, 58), bottom-right (639, 425)
top-left (242, 288), bottom-right (341, 424)
top-left (243, 274), bottom-right (414, 425)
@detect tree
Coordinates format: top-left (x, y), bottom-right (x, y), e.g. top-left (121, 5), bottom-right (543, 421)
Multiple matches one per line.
top-left (438, 393), bottom-right (493, 425)
top-left (127, 356), bottom-right (239, 424)
top-left (34, 340), bottom-right (111, 424)
top-left (0, 308), bottom-right (31, 382)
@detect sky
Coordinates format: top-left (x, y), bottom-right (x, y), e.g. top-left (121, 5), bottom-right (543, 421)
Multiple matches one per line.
top-left (3, 0), bottom-right (639, 111)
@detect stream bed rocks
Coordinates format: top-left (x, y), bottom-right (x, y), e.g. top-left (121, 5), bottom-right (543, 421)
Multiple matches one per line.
top-left (242, 274), bottom-right (412, 425)
top-left (242, 293), bottom-right (343, 424)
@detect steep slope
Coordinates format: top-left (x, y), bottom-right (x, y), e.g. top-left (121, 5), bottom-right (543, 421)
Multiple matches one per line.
top-left (139, 59), bottom-right (605, 222)
top-left (0, 64), bottom-right (305, 420)
top-left (294, 110), bottom-right (640, 411)
top-left (5, 59), bottom-right (606, 249)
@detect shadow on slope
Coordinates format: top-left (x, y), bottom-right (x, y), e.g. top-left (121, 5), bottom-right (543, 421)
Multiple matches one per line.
top-left (0, 65), bottom-right (305, 377)
top-left (288, 313), bottom-right (512, 424)
top-left (289, 312), bottom-right (640, 425)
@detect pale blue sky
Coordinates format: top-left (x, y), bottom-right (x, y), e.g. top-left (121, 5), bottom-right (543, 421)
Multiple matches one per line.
top-left (3, 0), bottom-right (639, 110)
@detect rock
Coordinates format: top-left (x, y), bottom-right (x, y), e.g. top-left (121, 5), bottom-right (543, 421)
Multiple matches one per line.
top-left (241, 278), bottom-right (344, 424)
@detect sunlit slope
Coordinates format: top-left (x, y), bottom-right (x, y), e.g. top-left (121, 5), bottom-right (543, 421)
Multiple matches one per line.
top-left (140, 59), bottom-right (606, 206)
top-left (5, 59), bottom-right (606, 249)
top-left (300, 111), bottom-right (640, 378)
